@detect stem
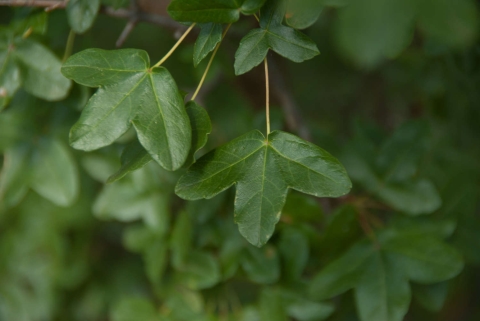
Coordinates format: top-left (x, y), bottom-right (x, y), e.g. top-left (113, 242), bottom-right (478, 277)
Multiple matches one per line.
top-left (152, 23), bottom-right (196, 69)
top-left (264, 58), bottom-right (270, 135)
top-left (191, 23), bottom-right (232, 101)
top-left (63, 29), bottom-right (75, 62)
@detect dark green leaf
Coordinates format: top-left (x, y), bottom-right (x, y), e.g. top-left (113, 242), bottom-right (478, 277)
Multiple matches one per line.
top-left (111, 297), bottom-right (160, 321)
top-left (412, 282), bottom-right (449, 312)
top-left (168, 0), bottom-right (243, 23)
top-left (259, 288), bottom-right (288, 321)
top-left (278, 227), bottom-right (309, 280)
top-left (184, 101), bottom-right (212, 166)
top-left (234, 0), bottom-right (320, 75)
top-left (62, 49), bottom-right (191, 171)
top-left (102, 0), bottom-right (129, 9)
top-left (106, 139), bottom-right (153, 184)
top-left (194, 23), bottom-right (223, 67)
top-left (176, 130), bottom-right (351, 247)
top-left (67, 0), bottom-right (101, 34)
top-left (176, 250), bottom-right (221, 290)
top-left (241, 0), bottom-right (268, 14)
top-left (170, 211), bottom-right (193, 268)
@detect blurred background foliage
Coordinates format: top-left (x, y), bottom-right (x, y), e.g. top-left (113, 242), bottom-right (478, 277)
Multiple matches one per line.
top-left (0, 0), bottom-right (480, 320)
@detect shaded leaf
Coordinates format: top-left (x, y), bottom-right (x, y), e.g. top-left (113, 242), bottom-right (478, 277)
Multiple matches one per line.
top-left (176, 130), bottom-right (351, 247)
top-left (67, 0), bottom-right (100, 34)
top-left (234, 0), bottom-right (320, 75)
top-left (242, 245), bottom-right (280, 284)
top-left (285, 0), bottom-right (324, 30)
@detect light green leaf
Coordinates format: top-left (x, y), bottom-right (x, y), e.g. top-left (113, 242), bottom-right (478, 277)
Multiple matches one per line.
top-left (0, 47), bottom-right (21, 109)
top-left (30, 138), bottom-right (79, 207)
top-left (0, 144), bottom-right (31, 207)
top-left (194, 23), bottom-right (223, 67)
top-left (354, 252), bottom-right (411, 321)
top-left (335, 0), bottom-right (415, 67)
top-left (285, 0), bottom-right (324, 30)
top-left (170, 211), bottom-right (193, 269)
top-left (176, 130), bottom-right (351, 247)
top-left (62, 49), bottom-right (191, 171)
top-left (234, 0), bottom-right (320, 75)
top-left (67, 0), bottom-right (101, 34)
top-left (111, 297), bottom-right (160, 321)
top-left (14, 39), bottom-right (71, 101)
top-left (242, 245), bottom-right (280, 284)
top-left (176, 250), bottom-right (221, 290)
top-left (259, 289), bottom-right (288, 321)
top-left (168, 0), bottom-right (244, 23)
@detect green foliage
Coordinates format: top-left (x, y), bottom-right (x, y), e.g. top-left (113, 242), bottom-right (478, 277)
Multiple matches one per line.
top-left (1, 1), bottom-right (480, 321)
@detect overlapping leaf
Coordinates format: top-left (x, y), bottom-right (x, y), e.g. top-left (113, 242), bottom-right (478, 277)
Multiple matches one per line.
top-left (62, 49), bottom-right (192, 171)
top-left (310, 229), bottom-right (464, 321)
top-left (0, 30), bottom-right (71, 108)
top-left (107, 101), bottom-right (211, 183)
top-left (285, 0), bottom-right (324, 30)
top-left (176, 130), bottom-right (351, 247)
top-left (235, 0), bottom-right (320, 75)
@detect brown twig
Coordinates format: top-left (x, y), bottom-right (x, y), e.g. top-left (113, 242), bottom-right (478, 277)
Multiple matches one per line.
top-left (0, 0), bottom-right (66, 8)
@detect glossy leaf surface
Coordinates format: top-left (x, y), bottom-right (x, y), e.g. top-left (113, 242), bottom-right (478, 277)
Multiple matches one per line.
top-left (176, 130), bottom-right (351, 246)
top-left (62, 49), bottom-right (191, 171)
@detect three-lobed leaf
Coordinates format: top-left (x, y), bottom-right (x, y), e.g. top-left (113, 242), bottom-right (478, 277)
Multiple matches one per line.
top-left (62, 49), bottom-right (191, 171)
top-left (175, 130), bottom-right (351, 247)
top-left (234, 0), bottom-right (320, 75)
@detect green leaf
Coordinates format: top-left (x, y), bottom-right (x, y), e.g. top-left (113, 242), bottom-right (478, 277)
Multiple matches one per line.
top-left (242, 245), bottom-right (280, 284)
top-left (67, 0), bottom-right (100, 34)
top-left (412, 282), bottom-right (449, 312)
top-left (278, 227), bottom-right (309, 280)
top-left (106, 139), bottom-right (153, 184)
top-left (101, 0), bottom-right (129, 9)
top-left (111, 297), bottom-right (160, 321)
top-left (285, 0), bottom-right (324, 30)
top-left (335, 0), bottom-right (415, 67)
top-left (0, 50), bottom-right (21, 110)
top-left (62, 49), bottom-right (191, 171)
top-left (30, 138), bottom-right (80, 207)
top-left (241, 0), bottom-right (268, 14)
top-left (417, 0), bottom-right (479, 48)
top-left (234, 0), bottom-right (320, 75)
top-left (354, 252), bottom-right (411, 321)
top-left (170, 211), bottom-right (193, 269)
top-left (13, 39), bottom-right (71, 101)
top-left (381, 231), bottom-right (464, 283)
top-left (259, 288), bottom-right (288, 321)
top-left (10, 12), bottom-right (48, 35)
top-left (168, 0), bottom-right (244, 23)
top-left (194, 23), bottom-right (223, 67)
top-left (176, 130), bottom-right (351, 247)
top-left (106, 101), bottom-right (211, 183)
top-left (175, 250), bottom-right (221, 290)
top-left (310, 229), bottom-right (464, 321)
top-left (376, 179), bottom-right (442, 215)
top-left (0, 144), bottom-right (31, 208)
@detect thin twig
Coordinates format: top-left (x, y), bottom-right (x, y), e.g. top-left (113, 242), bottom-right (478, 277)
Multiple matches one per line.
top-left (116, 19), bottom-right (137, 47)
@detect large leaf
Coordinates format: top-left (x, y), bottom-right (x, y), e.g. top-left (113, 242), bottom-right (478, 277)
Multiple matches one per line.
top-left (107, 101), bottom-right (212, 183)
top-left (234, 0), bottom-right (320, 75)
top-left (62, 49), bottom-right (191, 171)
top-left (67, 0), bottom-right (100, 34)
top-left (176, 130), bottom-right (351, 247)
top-left (310, 229), bottom-right (464, 321)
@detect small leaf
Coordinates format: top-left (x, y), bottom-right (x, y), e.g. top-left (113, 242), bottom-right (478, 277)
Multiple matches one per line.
top-left (107, 139), bottom-right (153, 184)
top-left (67, 0), bottom-right (100, 34)
top-left (176, 130), bottom-right (351, 247)
top-left (170, 211), bottom-right (193, 269)
top-left (241, 0), bottom-right (268, 14)
top-left (30, 138), bottom-right (79, 207)
top-left (278, 227), bottom-right (309, 280)
top-left (168, 0), bottom-right (244, 23)
top-left (0, 49), bottom-right (21, 109)
top-left (412, 282), bottom-right (449, 312)
top-left (234, 0), bottom-right (320, 75)
top-left (176, 250), bottom-right (221, 290)
top-left (62, 49), bottom-right (191, 171)
top-left (194, 23), bottom-right (223, 67)
top-left (184, 101), bottom-right (212, 166)
top-left (0, 144), bottom-right (31, 207)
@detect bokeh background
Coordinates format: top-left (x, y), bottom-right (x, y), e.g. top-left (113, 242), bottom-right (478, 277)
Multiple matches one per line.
top-left (0, 0), bottom-right (479, 320)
